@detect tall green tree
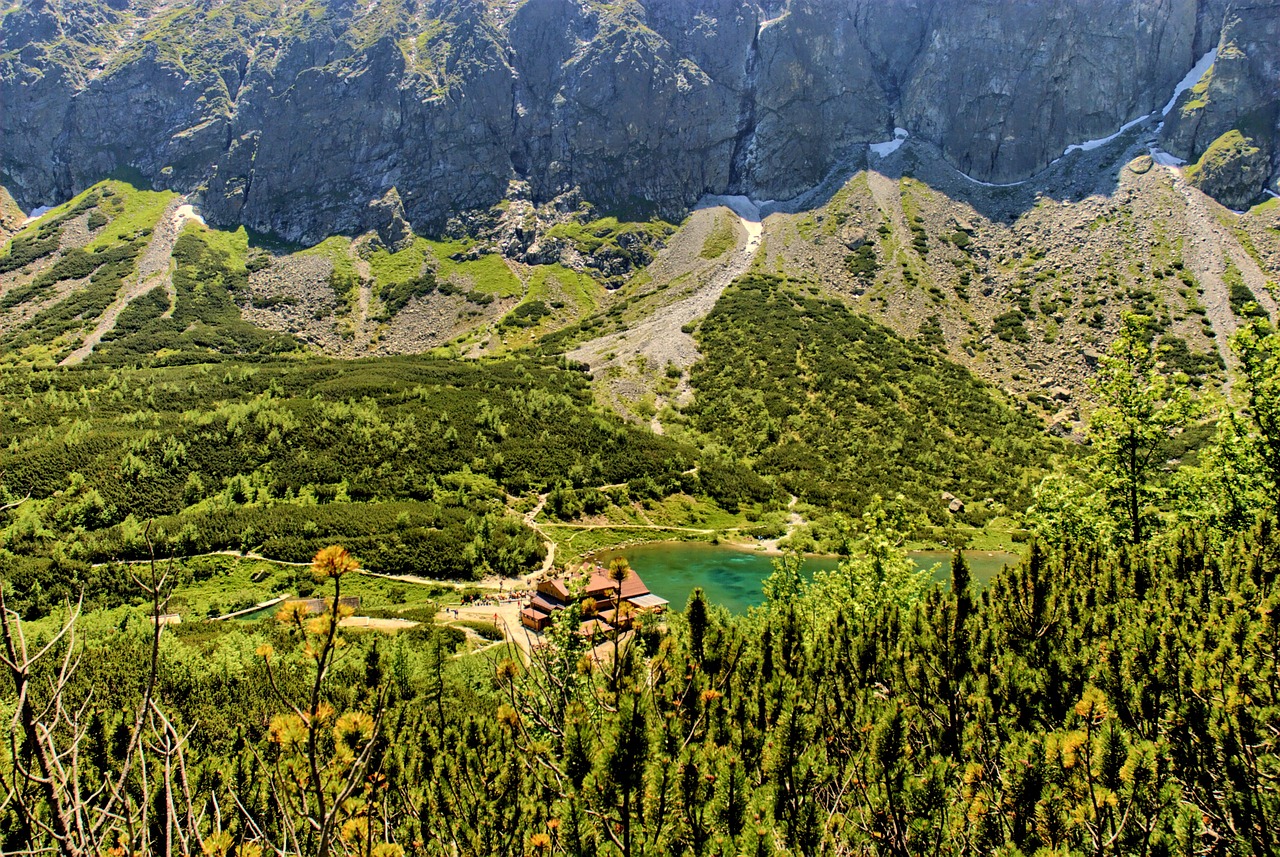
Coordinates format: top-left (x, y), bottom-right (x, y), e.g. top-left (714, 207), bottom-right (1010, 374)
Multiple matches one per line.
top-left (1231, 316), bottom-right (1280, 510)
top-left (1088, 313), bottom-right (1194, 543)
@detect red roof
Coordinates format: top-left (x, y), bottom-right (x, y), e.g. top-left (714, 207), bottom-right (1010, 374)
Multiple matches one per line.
top-left (585, 568), bottom-right (649, 600)
top-left (537, 578), bottom-right (571, 601)
top-left (527, 594), bottom-right (561, 614)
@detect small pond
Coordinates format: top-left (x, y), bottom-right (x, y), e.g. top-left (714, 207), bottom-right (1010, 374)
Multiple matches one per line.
top-left (594, 542), bottom-right (1021, 614)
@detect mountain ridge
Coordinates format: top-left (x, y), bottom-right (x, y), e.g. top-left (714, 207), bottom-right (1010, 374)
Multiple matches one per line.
top-left (3, 0), bottom-right (1276, 243)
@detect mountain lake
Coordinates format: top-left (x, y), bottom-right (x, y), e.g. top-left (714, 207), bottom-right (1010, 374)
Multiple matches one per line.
top-left (594, 542), bottom-right (1023, 613)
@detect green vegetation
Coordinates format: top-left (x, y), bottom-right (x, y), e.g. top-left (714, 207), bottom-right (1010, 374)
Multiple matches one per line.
top-left (1177, 62), bottom-right (1213, 116)
top-left (0, 353), bottom-right (703, 615)
top-left (1158, 334), bottom-right (1224, 387)
top-left (1224, 258), bottom-right (1268, 319)
top-left (498, 299), bottom-right (551, 329)
top-left (1184, 128), bottom-right (1262, 186)
top-left (366, 239), bottom-right (438, 319)
top-left (844, 240), bottom-right (878, 283)
top-left (699, 213), bottom-right (736, 259)
top-left (8, 423), bottom-right (1280, 854)
top-left (8, 204), bottom-right (1280, 856)
top-left (992, 309), bottom-right (1030, 342)
top-left (544, 214), bottom-right (675, 286)
top-left (86, 225), bottom-right (300, 364)
top-left (686, 274), bottom-right (1058, 524)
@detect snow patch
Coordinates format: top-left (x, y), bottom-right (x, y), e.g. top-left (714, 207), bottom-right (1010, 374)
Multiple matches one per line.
top-left (1266, 189), bottom-right (1280, 199)
top-left (175, 203), bottom-right (205, 227)
top-left (869, 128), bottom-right (909, 158)
top-left (1162, 49), bottom-right (1217, 117)
top-left (1149, 148), bottom-right (1185, 167)
top-left (696, 194), bottom-right (764, 252)
top-left (1063, 113), bottom-right (1151, 157)
top-left (758, 12), bottom-right (786, 35)
top-left (698, 194), bottom-right (761, 224)
top-left (957, 171), bottom-right (1026, 188)
top-left (21, 205), bottom-right (52, 226)
top-left (1049, 49), bottom-right (1216, 162)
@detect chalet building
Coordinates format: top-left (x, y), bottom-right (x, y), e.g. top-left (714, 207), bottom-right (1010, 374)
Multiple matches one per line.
top-left (521, 566), bottom-right (669, 633)
top-left (283, 596), bottom-right (362, 615)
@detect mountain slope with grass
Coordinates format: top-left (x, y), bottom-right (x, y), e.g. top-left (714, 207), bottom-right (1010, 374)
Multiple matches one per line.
top-left (682, 274), bottom-right (1059, 529)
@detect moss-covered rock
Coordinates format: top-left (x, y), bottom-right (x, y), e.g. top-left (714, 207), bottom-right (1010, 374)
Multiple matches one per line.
top-left (1184, 130), bottom-right (1271, 210)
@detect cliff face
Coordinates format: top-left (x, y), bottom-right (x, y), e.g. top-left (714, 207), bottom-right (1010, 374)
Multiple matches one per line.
top-left (2, 0), bottom-right (1276, 242)
top-left (1161, 1), bottom-right (1280, 205)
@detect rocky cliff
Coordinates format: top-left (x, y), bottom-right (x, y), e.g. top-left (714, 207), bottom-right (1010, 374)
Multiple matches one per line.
top-left (2, 0), bottom-right (1276, 242)
top-left (1161, 1), bottom-right (1280, 207)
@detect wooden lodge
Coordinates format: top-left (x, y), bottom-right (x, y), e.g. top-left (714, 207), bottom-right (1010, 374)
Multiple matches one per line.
top-left (520, 566), bottom-right (669, 633)
top-left (283, 595), bottom-right (362, 615)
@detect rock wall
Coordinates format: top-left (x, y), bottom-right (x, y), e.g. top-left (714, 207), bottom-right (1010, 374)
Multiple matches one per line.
top-left (2, 0), bottom-right (1276, 242)
top-left (1161, 1), bottom-right (1280, 204)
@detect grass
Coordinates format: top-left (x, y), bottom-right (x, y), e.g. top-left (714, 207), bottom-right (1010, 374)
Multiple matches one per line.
top-left (700, 213), bottom-right (737, 259)
top-left (1184, 129), bottom-right (1261, 185)
top-left (494, 265), bottom-right (604, 350)
top-left (368, 238), bottom-right (430, 285)
top-left (85, 182), bottom-right (176, 252)
top-left (94, 551), bottom-right (457, 625)
top-left (430, 244), bottom-right (521, 298)
top-left (1178, 63), bottom-right (1214, 117)
top-left (191, 222), bottom-right (250, 270)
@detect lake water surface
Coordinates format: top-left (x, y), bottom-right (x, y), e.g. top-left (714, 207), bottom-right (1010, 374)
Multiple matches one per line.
top-left (595, 542), bottom-right (1021, 613)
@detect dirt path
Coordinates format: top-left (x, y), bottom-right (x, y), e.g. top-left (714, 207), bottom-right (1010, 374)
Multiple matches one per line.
top-left (59, 199), bottom-right (199, 366)
top-left (753, 494), bottom-right (805, 553)
top-left (520, 492), bottom-right (557, 582)
top-left (444, 602), bottom-right (535, 655)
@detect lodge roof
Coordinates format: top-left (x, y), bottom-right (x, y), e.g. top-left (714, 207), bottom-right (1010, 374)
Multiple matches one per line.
top-left (585, 568), bottom-right (649, 600)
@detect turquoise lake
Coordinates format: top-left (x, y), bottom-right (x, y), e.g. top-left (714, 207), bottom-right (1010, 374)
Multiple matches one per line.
top-left (595, 542), bottom-right (1022, 613)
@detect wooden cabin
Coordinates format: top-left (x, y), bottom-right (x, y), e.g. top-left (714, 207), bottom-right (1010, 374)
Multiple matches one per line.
top-left (520, 566), bottom-right (669, 632)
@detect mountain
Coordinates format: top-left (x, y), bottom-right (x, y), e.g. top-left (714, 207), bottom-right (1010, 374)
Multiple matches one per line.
top-left (1, 0), bottom-right (1277, 244)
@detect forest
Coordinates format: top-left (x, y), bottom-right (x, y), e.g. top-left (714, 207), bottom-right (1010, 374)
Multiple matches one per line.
top-left (1, 275), bottom-right (1279, 854)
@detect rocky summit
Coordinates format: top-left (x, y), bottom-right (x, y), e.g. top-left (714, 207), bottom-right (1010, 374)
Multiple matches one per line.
top-left (2, 0), bottom-right (1278, 243)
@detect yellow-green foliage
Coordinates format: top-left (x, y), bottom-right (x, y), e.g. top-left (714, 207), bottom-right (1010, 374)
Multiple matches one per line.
top-left (1250, 196), bottom-right (1279, 215)
top-left (545, 216), bottom-right (673, 254)
top-left (399, 19), bottom-right (456, 93)
top-left (189, 222), bottom-right (251, 272)
top-left (1184, 130), bottom-right (1261, 183)
top-left (492, 266), bottom-right (603, 350)
top-left (84, 182), bottom-right (175, 252)
top-left (107, 0), bottom-right (280, 83)
top-left (368, 236), bottom-right (431, 287)
top-left (430, 244), bottom-right (521, 297)
top-left (1179, 63), bottom-right (1214, 116)
top-left (299, 236), bottom-right (356, 282)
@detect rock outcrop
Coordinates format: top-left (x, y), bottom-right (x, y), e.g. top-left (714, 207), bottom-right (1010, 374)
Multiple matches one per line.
top-left (2, 0), bottom-right (1277, 241)
top-left (1184, 130), bottom-right (1273, 209)
top-left (1161, 1), bottom-right (1280, 206)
